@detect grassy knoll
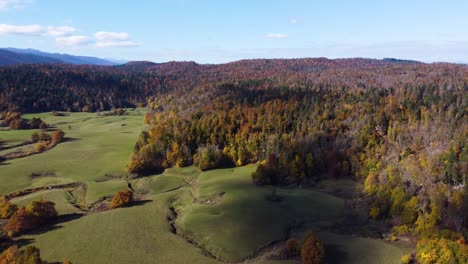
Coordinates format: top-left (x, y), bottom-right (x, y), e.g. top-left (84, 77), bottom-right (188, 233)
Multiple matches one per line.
top-left (0, 109), bottom-right (147, 195)
top-left (319, 231), bottom-right (411, 264)
top-left (10, 189), bottom-right (80, 216)
top-left (174, 166), bottom-right (346, 261)
top-left (20, 190), bottom-right (219, 264)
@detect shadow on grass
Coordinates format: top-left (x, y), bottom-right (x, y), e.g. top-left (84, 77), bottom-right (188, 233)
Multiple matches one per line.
top-left (324, 244), bottom-right (348, 264)
top-left (14, 237), bottom-right (36, 248)
top-left (132, 199), bottom-right (152, 207)
top-left (27, 213), bottom-right (85, 236)
top-left (63, 137), bottom-right (81, 142)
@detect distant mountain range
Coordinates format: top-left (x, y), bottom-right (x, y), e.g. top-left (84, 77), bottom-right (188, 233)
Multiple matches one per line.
top-left (0, 48), bottom-right (124, 66)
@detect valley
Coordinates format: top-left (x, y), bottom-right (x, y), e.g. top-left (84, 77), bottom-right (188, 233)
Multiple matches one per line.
top-left (0, 110), bottom-right (411, 264)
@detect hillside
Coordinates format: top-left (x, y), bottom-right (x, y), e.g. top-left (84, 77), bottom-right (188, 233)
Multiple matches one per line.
top-left (0, 49), bottom-right (63, 66)
top-left (0, 48), bottom-right (119, 66)
top-left (0, 57), bottom-right (466, 264)
top-left (0, 57), bottom-right (467, 113)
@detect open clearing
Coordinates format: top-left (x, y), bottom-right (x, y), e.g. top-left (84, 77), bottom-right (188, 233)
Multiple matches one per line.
top-left (0, 110), bottom-right (410, 264)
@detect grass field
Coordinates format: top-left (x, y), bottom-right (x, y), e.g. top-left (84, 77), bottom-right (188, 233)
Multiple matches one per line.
top-left (0, 110), bottom-right (411, 264)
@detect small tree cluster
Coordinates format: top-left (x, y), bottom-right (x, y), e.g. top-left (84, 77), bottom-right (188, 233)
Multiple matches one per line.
top-left (416, 237), bottom-right (467, 264)
top-left (4, 199), bottom-right (57, 237)
top-left (0, 245), bottom-right (72, 264)
top-left (31, 132), bottom-right (51, 143)
top-left (31, 130), bottom-right (65, 153)
top-left (0, 111), bottom-right (47, 130)
top-left (110, 190), bottom-right (134, 208)
top-left (194, 145), bottom-right (233, 171)
top-left (301, 231), bottom-right (325, 264)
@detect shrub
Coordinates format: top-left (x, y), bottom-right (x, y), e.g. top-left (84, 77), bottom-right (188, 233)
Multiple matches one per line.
top-left (38, 132), bottom-right (51, 141)
top-left (29, 117), bottom-right (43, 129)
top-left (50, 129), bottom-right (65, 144)
top-left (31, 132), bottom-right (40, 142)
top-left (112, 108), bottom-right (127, 116)
top-left (111, 190), bottom-right (134, 208)
top-left (9, 118), bottom-right (28, 129)
top-left (26, 199), bottom-right (57, 221)
top-left (39, 121), bottom-right (48, 130)
top-left (4, 207), bottom-right (34, 237)
top-left (0, 245), bottom-right (50, 264)
top-left (400, 254), bottom-right (412, 264)
top-left (301, 231), bottom-right (325, 264)
top-left (35, 142), bottom-right (48, 153)
top-left (0, 196), bottom-right (18, 219)
top-left (284, 238), bottom-right (300, 258)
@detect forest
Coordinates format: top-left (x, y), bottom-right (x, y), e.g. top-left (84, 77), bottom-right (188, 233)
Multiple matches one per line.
top-left (0, 58), bottom-right (467, 263)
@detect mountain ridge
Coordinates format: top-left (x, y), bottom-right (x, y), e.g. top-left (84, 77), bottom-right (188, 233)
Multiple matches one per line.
top-left (0, 48), bottom-right (120, 66)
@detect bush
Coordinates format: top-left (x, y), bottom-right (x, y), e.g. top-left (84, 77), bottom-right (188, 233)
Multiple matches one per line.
top-left (111, 190), bottom-right (134, 208)
top-left (35, 142), bottom-right (48, 153)
top-left (26, 199), bottom-right (57, 221)
top-left (9, 118), bottom-right (28, 129)
top-left (112, 108), bottom-right (127, 116)
top-left (39, 121), bottom-right (48, 130)
top-left (400, 254), bottom-right (413, 264)
top-left (29, 117), bottom-right (43, 129)
top-left (38, 132), bottom-right (51, 141)
top-left (50, 129), bottom-right (65, 144)
top-left (0, 196), bottom-right (18, 219)
top-left (284, 238), bottom-right (300, 258)
top-left (4, 199), bottom-right (57, 237)
top-left (31, 132), bottom-right (40, 142)
top-left (301, 231), bottom-right (325, 264)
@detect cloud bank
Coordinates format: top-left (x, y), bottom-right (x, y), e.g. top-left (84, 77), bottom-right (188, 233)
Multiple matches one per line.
top-left (0, 23), bottom-right (140, 48)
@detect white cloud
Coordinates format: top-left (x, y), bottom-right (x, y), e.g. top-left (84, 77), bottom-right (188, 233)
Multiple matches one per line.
top-left (55, 35), bottom-right (92, 46)
top-left (0, 24), bottom-right (76, 37)
top-left (95, 31), bottom-right (129, 41)
top-left (0, 23), bottom-right (44, 35)
top-left (95, 40), bottom-right (139, 48)
top-left (266, 33), bottom-right (288, 39)
top-left (94, 31), bottom-right (139, 48)
top-left (46, 26), bottom-right (76, 37)
top-left (0, 0), bottom-right (34, 11)
top-left (0, 22), bottom-right (140, 48)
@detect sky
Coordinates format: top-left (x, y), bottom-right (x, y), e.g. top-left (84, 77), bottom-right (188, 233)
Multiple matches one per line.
top-left (1, 0), bottom-right (468, 63)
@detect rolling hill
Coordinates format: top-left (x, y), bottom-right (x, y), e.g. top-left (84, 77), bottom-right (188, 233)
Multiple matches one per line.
top-left (0, 48), bottom-right (120, 66)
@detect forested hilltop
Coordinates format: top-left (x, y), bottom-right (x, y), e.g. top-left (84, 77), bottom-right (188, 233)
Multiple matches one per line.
top-left (1, 58), bottom-right (467, 263)
top-left (0, 58), bottom-right (466, 113)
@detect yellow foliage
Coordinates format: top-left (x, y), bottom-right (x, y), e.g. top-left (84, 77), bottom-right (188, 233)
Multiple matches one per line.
top-left (364, 172), bottom-right (379, 194)
top-left (400, 254), bottom-right (412, 264)
top-left (369, 205), bottom-right (380, 220)
top-left (111, 190), bottom-right (134, 208)
top-left (0, 196), bottom-right (17, 219)
top-left (35, 142), bottom-right (48, 153)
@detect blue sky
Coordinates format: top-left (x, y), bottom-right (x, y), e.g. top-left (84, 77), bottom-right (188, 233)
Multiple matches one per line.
top-left (1, 0), bottom-right (468, 63)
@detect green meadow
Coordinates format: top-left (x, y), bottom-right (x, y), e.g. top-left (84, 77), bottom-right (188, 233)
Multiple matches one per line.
top-left (0, 110), bottom-right (410, 264)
